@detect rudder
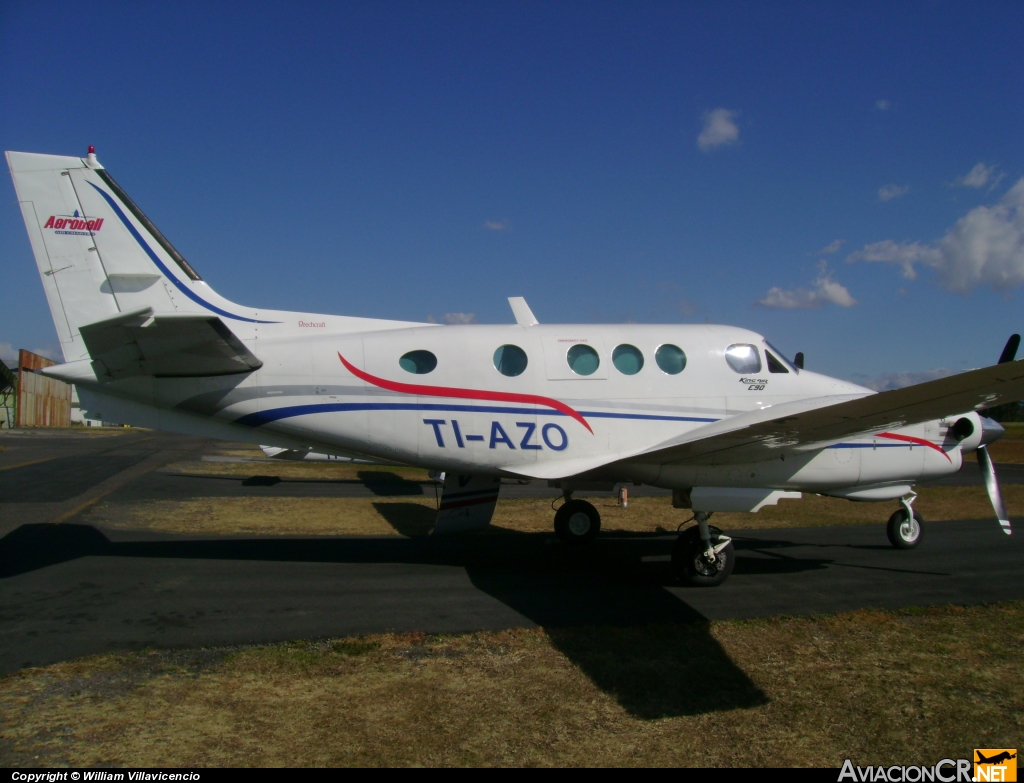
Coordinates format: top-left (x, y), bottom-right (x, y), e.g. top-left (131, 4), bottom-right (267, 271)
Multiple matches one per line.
top-left (7, 148), bottom-right (216, 362)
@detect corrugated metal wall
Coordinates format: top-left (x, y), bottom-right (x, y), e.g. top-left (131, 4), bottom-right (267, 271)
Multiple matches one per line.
top-left (16, 349), bottom-right (71, 427)
top-left (0, 358), bottom-right (15, 429)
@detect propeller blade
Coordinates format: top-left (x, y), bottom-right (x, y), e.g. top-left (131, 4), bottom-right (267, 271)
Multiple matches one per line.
top-left (977, 445), bottom-right (1011, 535)
top-left (998, 334), bottom-right (1020, 364)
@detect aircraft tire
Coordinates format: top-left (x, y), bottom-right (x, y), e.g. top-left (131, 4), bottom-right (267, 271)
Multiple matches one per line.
top-left (554, 499), bottom-right (601, 545)
top-left (886, 508), bottom-right (923, 549)
top-left (673, 525), bottom-right (734, 586)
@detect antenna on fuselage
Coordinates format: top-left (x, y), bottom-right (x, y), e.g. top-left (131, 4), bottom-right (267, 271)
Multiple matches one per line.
top-left (794, 352), bottom-right (805, 369)
top-left (508, 297), bottom-right (539, 326)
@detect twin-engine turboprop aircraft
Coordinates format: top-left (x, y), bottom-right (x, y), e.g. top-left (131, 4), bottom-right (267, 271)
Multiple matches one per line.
top-left (8, 148), bottom-right (1023, 586)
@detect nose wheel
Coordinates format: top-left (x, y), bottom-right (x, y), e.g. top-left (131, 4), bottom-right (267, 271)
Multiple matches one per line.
top-left (672, 512), bottom-right (735, 587)
top-left (887, 493), bottom-right (923, 549)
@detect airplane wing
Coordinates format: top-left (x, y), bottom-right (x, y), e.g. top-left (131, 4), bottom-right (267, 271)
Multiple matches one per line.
top-left (504, 358), bottom-right (1024, 479)
top-left (632, 358), bottom-right (1024, 466)
top-left (78, 306), bottom-right (262, 379)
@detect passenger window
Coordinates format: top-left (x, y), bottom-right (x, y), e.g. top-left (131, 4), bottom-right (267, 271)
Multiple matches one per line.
top-left (765, 352), bottom-right (786, 372)
top-left (566, 344), bottom-right (600, 376)
top-left (493, 345), bottom-right (528, 377)
top-left (612, 344), bottom-right (644, 375)
top-left (725, 344), bottom-right (761, 374)
top-left (399, 350), bottom-right (437, 374)
top-left (655, 344), bottom-right (687, 375)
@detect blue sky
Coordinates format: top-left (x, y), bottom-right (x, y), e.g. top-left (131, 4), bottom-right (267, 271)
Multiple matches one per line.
top-left (2, 1), bottom-right (1022, 386)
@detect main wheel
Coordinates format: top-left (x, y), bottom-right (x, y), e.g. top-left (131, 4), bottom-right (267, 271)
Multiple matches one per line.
top-left (886, 508), bottom-right (923, 549)
top-left (672, 525), bottom-right (734, 586)
top-left (554, 499), bottom-right (601, 545)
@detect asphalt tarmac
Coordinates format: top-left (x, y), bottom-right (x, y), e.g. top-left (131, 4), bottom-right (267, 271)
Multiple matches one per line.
top-left (1, 428), bottom-right (1022, 675)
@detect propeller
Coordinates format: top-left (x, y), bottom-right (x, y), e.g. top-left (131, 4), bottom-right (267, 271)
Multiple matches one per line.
top-left (978, 442), bottom-right (1011, 535)
top-left (975, 333), bottom-right (1019, 536)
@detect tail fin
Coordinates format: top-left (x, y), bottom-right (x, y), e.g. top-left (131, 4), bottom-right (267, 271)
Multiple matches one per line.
top-left (7, 148), bottom-right (271, 362)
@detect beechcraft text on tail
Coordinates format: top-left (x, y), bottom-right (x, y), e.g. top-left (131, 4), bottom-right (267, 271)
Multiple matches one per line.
top-left (8, 147), bottom-right (1023, 586)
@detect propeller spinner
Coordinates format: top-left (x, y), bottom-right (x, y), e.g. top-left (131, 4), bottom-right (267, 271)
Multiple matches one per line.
top-left (975, 333), bottom-right (1020, 536)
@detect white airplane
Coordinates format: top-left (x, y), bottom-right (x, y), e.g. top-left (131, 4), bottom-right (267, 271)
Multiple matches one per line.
top-left (7, 147), bottom-right (1023, 586)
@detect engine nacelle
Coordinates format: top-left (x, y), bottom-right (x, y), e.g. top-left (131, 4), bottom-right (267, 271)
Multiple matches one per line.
top-left (943, 413), bottom-right (981, 453)
top-left (944, 412), bottom-right (1005, 454)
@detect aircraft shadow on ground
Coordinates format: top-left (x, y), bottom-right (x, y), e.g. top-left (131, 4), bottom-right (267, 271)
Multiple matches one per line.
top-left (357, 471), bottom-right (427, 496)
top-left (373, 501), bottom-right (436, 536)
top-left (0, 521), bottom-right (814, 718)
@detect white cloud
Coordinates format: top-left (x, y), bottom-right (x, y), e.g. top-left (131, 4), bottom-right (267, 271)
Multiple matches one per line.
top-left (848, 177), bottom-right (1024, 292)
top-left (954, 162), bottom-right (1003, 189)
top-left (878, 183), bottom-right (910, 202)
top-left (819, 239), bottom-right (845, 255)
top-left (876, 99), bottom-right (891, 111)
top-left (757, 263), bottom-right (858, 310)
top-left (697, 108), bottom-right (740, 152)
top-left (861, 367), bottom-right (957, 392)
top-left (0, 343), bottom-right (61, 366)
top-left (483, 219), bottom-right (510, 231)
top-left (428, 312), bottom-right (478, 325)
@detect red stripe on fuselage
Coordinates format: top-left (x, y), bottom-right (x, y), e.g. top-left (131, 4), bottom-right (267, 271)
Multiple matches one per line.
top-left (877, 431), bottom-right (951, 462)
top-left (337, 353), bottom-right (594, 434)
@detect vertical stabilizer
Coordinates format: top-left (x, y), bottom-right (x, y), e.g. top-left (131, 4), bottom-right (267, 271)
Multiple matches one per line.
top-left (7, 149), bottom-right (258, 363)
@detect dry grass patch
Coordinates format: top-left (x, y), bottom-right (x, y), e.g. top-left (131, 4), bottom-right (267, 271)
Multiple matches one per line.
top-left (161, 459), bottom-right (429, 482)
top-left (3, 602), bottom-right (1022, 767)
top-left (988, 438), bottom-right (1024, 463)
top-left (85, 496), bottom-right (438, 537)
top-left (85, 485), bottom-right (1024, 538)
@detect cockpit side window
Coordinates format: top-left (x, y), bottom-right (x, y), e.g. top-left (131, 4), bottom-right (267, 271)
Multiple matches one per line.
top-left (765, 351), bottom-right (789, 374)
top-left (764, 341), bottom-right (797, 373)
top-left (725, 344), bottom-right (761, 374)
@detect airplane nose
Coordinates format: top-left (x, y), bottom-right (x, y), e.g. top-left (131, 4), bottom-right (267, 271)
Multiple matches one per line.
top-left (979, 416), bottom-right (1006, 447)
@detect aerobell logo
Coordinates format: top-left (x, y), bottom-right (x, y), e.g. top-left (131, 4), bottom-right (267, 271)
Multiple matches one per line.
top-left (43, 210), bottom-right (104, 236)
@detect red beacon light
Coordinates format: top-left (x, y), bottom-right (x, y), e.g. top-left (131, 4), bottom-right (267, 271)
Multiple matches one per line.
top-left (85, 145), bottom-right (100, 169)
top-left (88, 145), bottom-right (95, 154)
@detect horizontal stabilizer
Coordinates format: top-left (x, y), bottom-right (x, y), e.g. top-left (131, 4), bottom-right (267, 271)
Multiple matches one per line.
top-left (79, 307), bottom-right (262, 379)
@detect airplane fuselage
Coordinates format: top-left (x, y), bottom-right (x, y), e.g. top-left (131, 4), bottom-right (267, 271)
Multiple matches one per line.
top-left (76, 318), bottom-right (965, 493)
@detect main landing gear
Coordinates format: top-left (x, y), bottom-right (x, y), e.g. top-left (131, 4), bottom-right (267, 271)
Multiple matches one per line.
top-left (887, 492), bottom-right (924, 549)
top-left (554, 493), bottom-right (601, 545)
top-left (672, 511), bottom-right (735, 587)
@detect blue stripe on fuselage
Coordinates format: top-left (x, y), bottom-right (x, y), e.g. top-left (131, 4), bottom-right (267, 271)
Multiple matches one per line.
top-left (87, 182), bottom-right (279, 324)
top-left (233, 402), bottom-right (720, 428)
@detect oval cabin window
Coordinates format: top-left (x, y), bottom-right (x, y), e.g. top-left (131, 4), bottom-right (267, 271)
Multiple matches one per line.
top-left (493, 345), bottom-right (528, 377)
top-left (655, 344), bottom-right (687, 375)
top-left (399, 350), bottom-right (437, 374)
top-left (612, 344), bottom-right (644, 375)
top-left (566, 344), bottom-right (600, 376)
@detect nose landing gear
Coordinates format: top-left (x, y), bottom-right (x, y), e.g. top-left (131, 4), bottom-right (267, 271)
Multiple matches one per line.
top-left (672, 511), bottom-right (735, 586)
top-left (887, 492), bottom-right (923, 549)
